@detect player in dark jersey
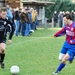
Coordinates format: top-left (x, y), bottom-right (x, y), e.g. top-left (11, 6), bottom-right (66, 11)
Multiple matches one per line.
top-left (0, 7), bottom-right (14, 69)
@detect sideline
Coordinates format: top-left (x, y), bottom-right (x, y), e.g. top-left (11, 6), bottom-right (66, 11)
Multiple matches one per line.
top-left (6, 37), bottom-right (51, 48)
top-left (6, 36), bottom-right (64, 48)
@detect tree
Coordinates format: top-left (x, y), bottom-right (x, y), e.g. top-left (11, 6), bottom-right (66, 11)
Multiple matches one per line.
top-left (45, 0), bottom-right (75, 21)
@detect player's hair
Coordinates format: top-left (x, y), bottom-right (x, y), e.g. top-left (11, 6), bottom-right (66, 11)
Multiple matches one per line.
top-left (63, 13), bottom-right (72, 20)
top-left (0, 7), bottom-right (7, 12)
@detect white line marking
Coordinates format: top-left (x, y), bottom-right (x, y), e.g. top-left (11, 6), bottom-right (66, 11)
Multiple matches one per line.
top-left (6, 36), bottom-right (64, 48)
top-left (6, 37), bottom-right (50, 48)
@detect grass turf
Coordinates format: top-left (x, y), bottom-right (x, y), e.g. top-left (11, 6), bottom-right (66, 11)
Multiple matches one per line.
top-left (0, 28), bottom-right (75, 75)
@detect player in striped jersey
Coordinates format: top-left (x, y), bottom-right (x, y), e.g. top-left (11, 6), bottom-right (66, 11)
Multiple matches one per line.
top-left (53, 13), bottom-right (75, 74)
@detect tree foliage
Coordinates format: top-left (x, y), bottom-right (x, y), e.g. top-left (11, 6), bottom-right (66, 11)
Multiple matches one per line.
top-left (45, 0), bottom-right (75, 20)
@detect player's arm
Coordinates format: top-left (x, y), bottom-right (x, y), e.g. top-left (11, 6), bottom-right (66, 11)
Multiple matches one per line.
top-left (54, 27), bottom-right (66, 37)
top-left (7, 20), bottom-right (15, 41)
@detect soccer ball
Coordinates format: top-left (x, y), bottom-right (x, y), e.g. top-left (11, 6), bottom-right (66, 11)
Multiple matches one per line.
top-left (10, 65), bottom-right (20, 74)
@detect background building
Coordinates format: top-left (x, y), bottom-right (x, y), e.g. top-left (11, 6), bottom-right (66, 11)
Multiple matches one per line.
top-left (5, 0), bottom-right (20, 8)
top-left (0, 0), bottom-right (54, 25)
top-left (0, 0), bottom-right (5, 7)
top-left (5, 0), bottom-right (54, 8)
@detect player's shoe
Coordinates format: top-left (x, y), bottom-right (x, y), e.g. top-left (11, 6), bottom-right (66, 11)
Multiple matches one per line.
top-left (69, 60), bottom-right (73, 64)
top-left (1, 62), bottom-right (5, 69)
top-left (68, 57), bottom-right (74, 64)
top-left (53, 71), bottom-right (60, 74)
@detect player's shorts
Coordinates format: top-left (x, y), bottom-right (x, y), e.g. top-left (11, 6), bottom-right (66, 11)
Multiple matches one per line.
top-left (60, 41), bottom-right (69, 54)
top-left (67, 45), bottom-right (75, 57)
top-left (0, 37), bottom-right (6, 44)
top-left (60, 47), bottom-right (67, 54)
top-left (59, 41), bottom-right (75, 60)
top-left (67, 50), bottom-right (74, 57)
top-left (60, 41), bottom-right (75, 56)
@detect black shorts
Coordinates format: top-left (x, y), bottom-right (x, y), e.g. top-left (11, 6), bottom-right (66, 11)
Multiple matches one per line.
top-left (0, 37), bottom-right (6, 44)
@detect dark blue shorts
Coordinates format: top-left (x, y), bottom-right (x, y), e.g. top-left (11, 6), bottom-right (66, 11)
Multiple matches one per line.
top-left (0, 37), bottom-right (6, 44)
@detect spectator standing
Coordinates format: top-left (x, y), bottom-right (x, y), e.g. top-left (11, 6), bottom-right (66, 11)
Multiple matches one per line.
top-left (71, 10), bottom-right (74, 21)
top-left (53, 11), bottom-right (58, 27)
top-left (6, 5), bottom-right (13, 22)
top-left (58, 11), bottom-right (64, 27)
top-left (14, 7), bottom-right (20, 36)
top-left (20, 8), bottom-right (30, 36)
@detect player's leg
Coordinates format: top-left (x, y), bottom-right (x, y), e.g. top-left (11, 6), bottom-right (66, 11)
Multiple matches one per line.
top-left (53, 51), bottom-right (71, 74)
top-left (0, 45), bottom-right (1, 60)
top-left (53, 47), bottom-right (66, 74)
top-left (58, 41), bottom-right (68, 61)
top-left (0, 49), bottom-right (1, 63)
top-left (59, 46), bottom-right (74, 64)
top-left (58, 47), bottom-right (67, 61)
top-left (68, 55), bottom-right (74, 64)
top-left (0, 43), bottom-right (6, 69)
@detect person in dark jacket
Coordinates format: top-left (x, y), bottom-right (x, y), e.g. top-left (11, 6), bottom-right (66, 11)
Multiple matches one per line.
top-left (71, 10), bottom-right (74, 21)
top-left (14, 7), bottom-right (20, 36)
top-left (58, 11), bottom-right (64, 27)
top-left (20, 8), bottom-right (30, 36)
top-left (53, 11), bottom-right (58, 27)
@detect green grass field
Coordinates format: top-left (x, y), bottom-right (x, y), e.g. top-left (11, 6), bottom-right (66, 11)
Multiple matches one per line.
top-left (0, 28), bottom-right (75, 75)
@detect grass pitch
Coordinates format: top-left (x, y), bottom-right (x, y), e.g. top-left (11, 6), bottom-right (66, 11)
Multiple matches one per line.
top-left (0, 28), bottom-right (75, 75)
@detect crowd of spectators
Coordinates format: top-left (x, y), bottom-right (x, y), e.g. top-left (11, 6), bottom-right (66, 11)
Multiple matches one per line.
top-left (5, 5), bottom-right (38, 37)
top-left (53, 10), bottom-right (75, 27)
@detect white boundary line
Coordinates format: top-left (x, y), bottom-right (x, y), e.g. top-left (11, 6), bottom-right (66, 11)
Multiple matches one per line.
top-left (6, 38), bottom-right (41, 48)
top-left (6, 37), bottom-right (51, 48)
top-left (6, 38), bottom-right (39, 48)
top-left (6, 36), bottom-right (64, 48)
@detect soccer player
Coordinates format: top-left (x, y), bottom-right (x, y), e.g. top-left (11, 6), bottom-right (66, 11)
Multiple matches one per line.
top-left (53, 13), bottom-right (75, 74)
top-left (0, 7), bottom-right (14, 69)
